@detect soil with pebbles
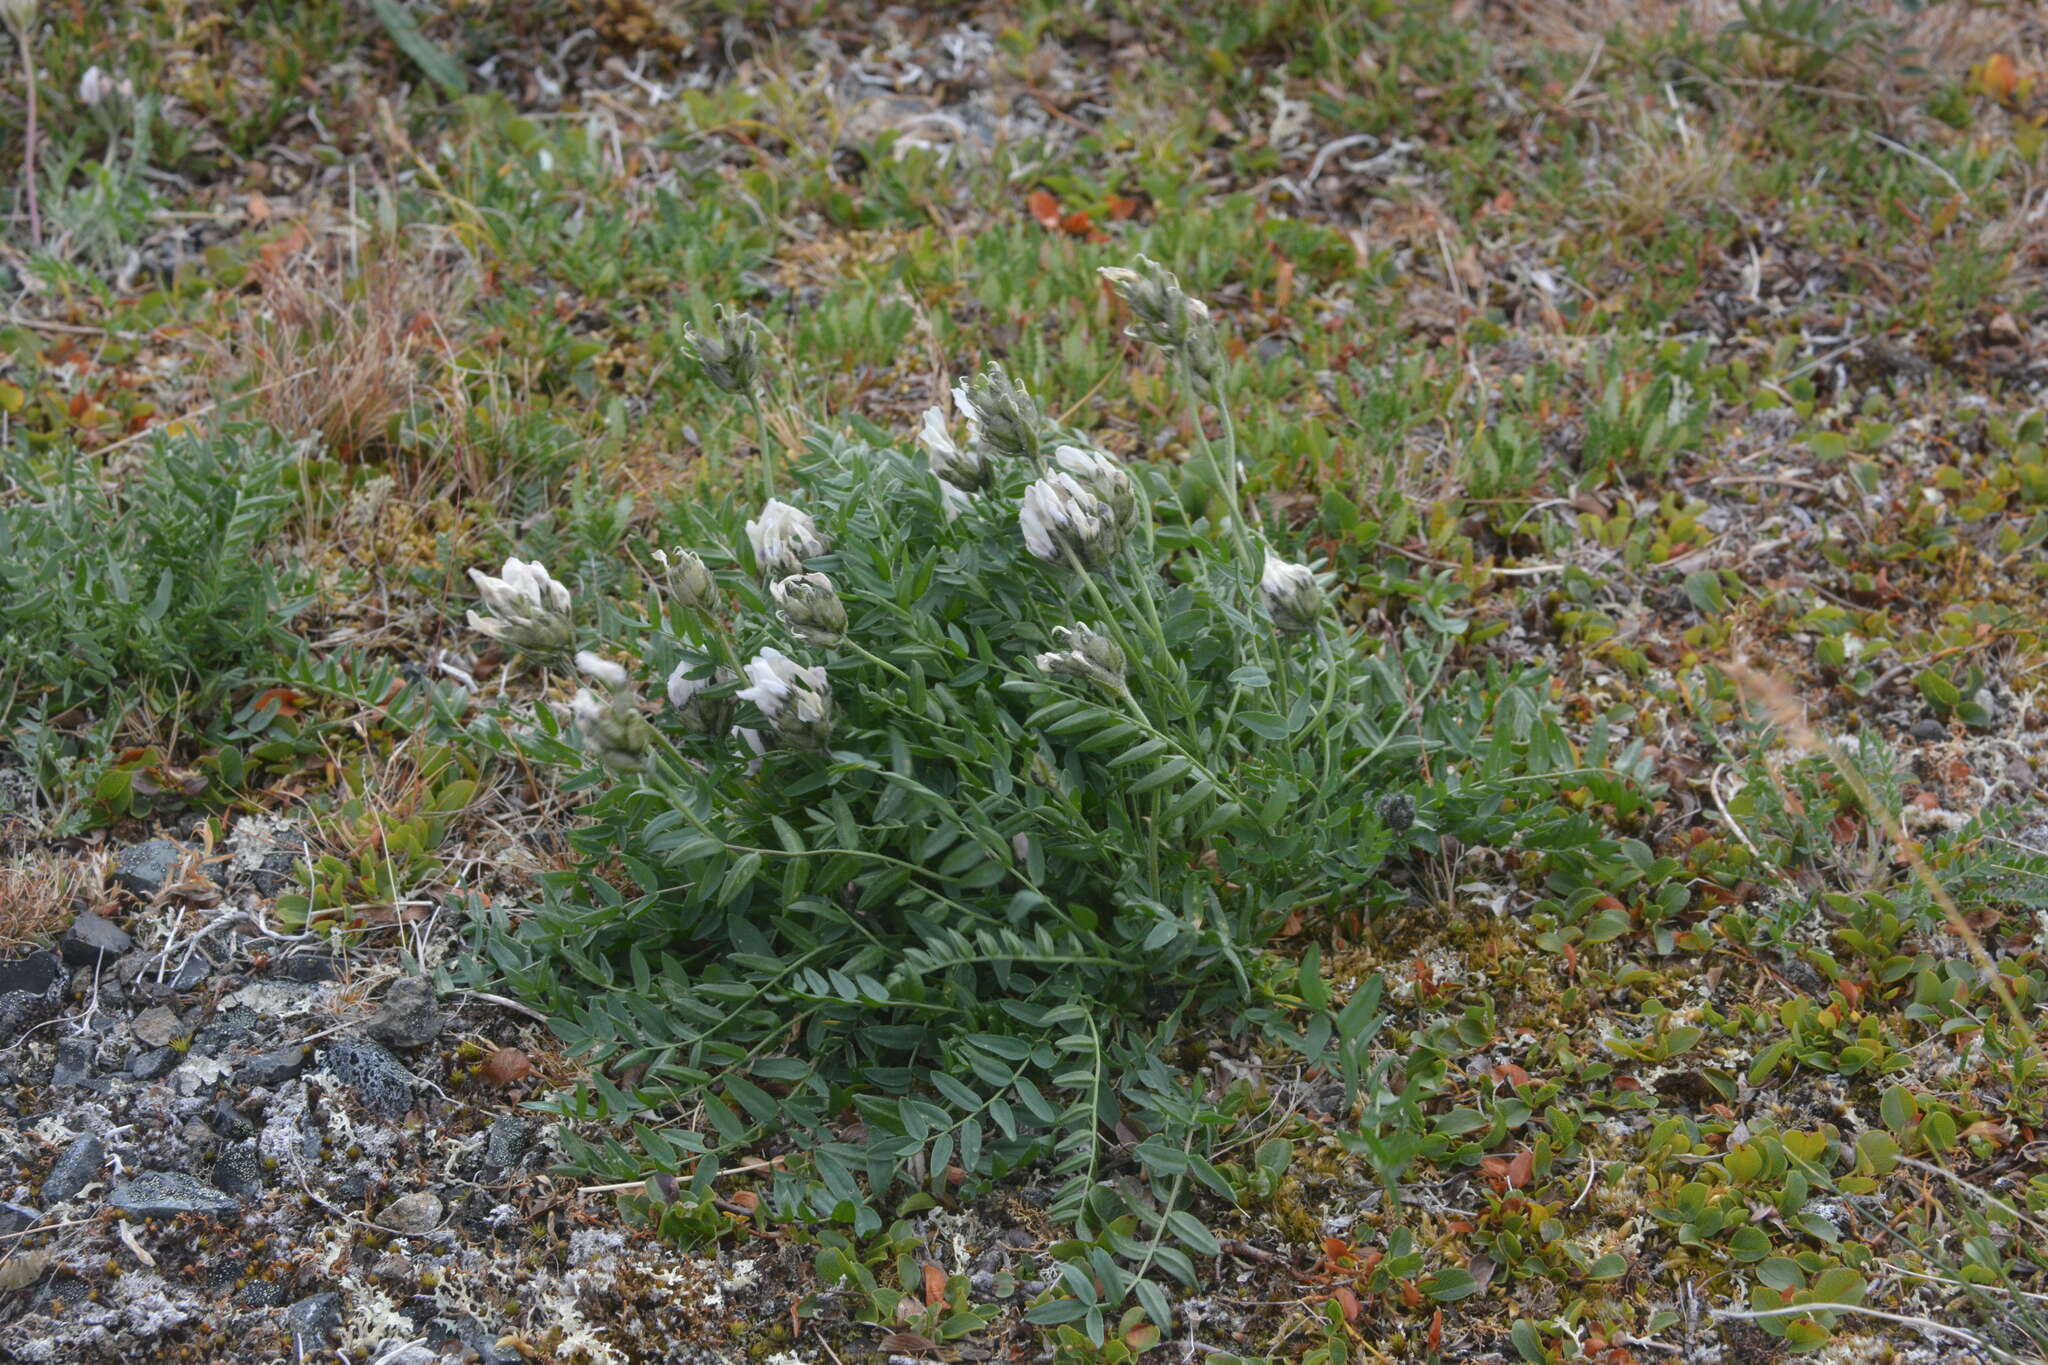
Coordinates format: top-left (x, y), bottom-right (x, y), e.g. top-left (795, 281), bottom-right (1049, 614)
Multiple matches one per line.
top-left (0, 824), bottom-right (827, 1364)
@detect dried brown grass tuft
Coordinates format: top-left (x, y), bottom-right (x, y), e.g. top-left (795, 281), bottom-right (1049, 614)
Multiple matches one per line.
top-left (221, 227), bottom-right (473, 482)
top-left (0, 850), bottom-right (94, 947)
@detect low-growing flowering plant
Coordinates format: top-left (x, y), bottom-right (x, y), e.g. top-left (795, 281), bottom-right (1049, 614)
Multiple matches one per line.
top-left (461, 259), bottom-right (1598, 1338)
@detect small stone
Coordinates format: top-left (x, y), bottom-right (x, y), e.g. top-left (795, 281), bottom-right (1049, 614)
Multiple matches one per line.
top-left (319, 1036), bottom-right (418, 1117)
top-left (51, 1037), bottom-right (95, 1088)
top-left (366, 977), bottom-right (441, 1051)
top-left (112, 840), bottom-right (189, 898)
top-left (211, 1141), bottom-right (263, 1201)
top-left (0, 1201), bottom-right (39, 1236)
top-left (1988, 311), bottom-right (2024, 346)
top-left (238, 1045), bottom-right (308, 1088)
top-left (41, 1134), bottom-right (104, 1204)
top-left (284, 1291), bottom-right (343, 1352)
top-left (1909, 718), bottom-right (1948, 741)
top-left (131, 1006), bottom-right (182, 1048)
top-left (60, 914), bottom-right (133, 967)
top-left (109, 1170), bottom-right (241, 1218)
top-left (481, 1116), bottom-right (534, 1175)
top-left (238, 1279), bottom-right (287, 1308)
top-left (128, 1046), bottom-right (183, 1081)
top-left (192, 1004), bottom-right (258, 1054)
top-left (2007, 756), bottom-right (2035, 789)
top-left (0, 950), bottom-right (65, 1043)
top-left (379, 1191), bottom-right (443, 1236)
top-left (206, 1097), bottom-right (256, 1140)
top-left (431, 1310), bottom-right (522, 1365)
top-left (273, 951), bottom-right (335, 984)
top-left (370, 1250), bottom-right (413, 1281)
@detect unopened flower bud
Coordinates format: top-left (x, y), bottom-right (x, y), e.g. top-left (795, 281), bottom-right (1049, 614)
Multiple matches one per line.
top-left (570, 687), bottom-right (654, 771)
top-left (0, 0), bottom-right (36, 31)
top-left (918, 405), bottom-right (993, 491)
top-left (1035, 623), bottom-right (1126, 692)
top-left (683, 304), bottom-right (765, 395)
top-left (1260, 552), bottom-right (1324, 633)
top-left (466, 557), bottom-right (576, 657)
top-left (1377, 791), bottom-right (1415, 834)
top-left (652, 547), bottom-right (718, 612)
top-left (746, 498), bottom-right (829, 582)
top-left (1020, 472), bottom-right (1121, 569)
top-left (1099, 256), bottom-right (1223, 385)
top-left (771, 572), bottom-right (848, 648)
top-left (957, 363), bottom-right (1042, 461)
top-left (575, 651), bottom-right (631, 690)
top-left (737, 647), bottom-right (834, 749)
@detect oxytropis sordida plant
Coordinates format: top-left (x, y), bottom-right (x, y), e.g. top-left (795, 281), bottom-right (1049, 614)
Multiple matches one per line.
top-left (458, 256), bottom-right (1528, 1337)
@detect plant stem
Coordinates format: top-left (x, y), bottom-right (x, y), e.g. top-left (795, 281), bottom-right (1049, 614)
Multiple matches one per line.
top-left (10, 16), bottom-right (39, 249)
top-left (840, 638), bottom-right (913, 684)
top-left (745, 391), bottom-right (777, 503)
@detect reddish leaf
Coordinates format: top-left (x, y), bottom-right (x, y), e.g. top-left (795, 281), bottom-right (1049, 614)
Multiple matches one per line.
top-left (1507, 1150), bottom-right (1534, 1189)
top-left (921, 1262), bottom-right (946, 1306)
top-left (1106, 193), bottom-right (1139, 220)
top-left (479, 1047), bottom-right (533, 1086)
top-left (1060, 208), bottom-right (1095, 237)
top-left (1333, 1286), bottom-right (1360, 1322)
top-left (1027, 189), bottom-right (1062, 228)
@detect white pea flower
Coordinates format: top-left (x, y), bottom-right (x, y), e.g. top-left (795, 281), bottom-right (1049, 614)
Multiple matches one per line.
top-left (79, 66), bottom-right (133, 107)
top-left (1020, 472), bottom-right (1121, 569)
top-left (919, 405), bottom-right (993, 491)
top-left (771, 572), bottom-right (848, 648)
top-left (1052, 444), bottom-right (1136, 527)
top-left (1035, 624), bottom-right (1127, 692)
top-left (746, 499), bottom-right (829, 582)
top-left (667, 660), bottom-right (736, 735)
top-left (651, 546), bottom-right (718, 611)
top-left (937, 479), bottom-right (973, 524)
top-left (574, 651), bottom-right (630, 690)
top-left (737, 647), bottom-right (834, 749)
top-left (1260, 552), bottom-right (1325, 633)
top-left (466, 557), bottom-right (575, 655)
top-left (569, 688), bottom-right (653, 771)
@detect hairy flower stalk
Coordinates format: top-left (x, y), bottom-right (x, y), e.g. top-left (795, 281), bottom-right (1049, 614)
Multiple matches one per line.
top-left (1260, 553), bottom-right (1324, 633)
top-left (651, 547), bottom-right (718, 613)
top-left (957, 363), bottom-right (1043, 462)
top-left (1052, 445), bottom-right (1136, 527)
top-left (1098, 256), bottom-right (1223, 386)
top-left (466, 557), bottom-right (576, 656)
top-left (683, 304), bottom-right (764, 397)
top-left (771, 572), bottom-right (848, 648)
top-left (746, 499), bottom-right (829, 582)
top-left (918, 405), bottom-right (993, 491)
top-left (737, 647), bottom-right (834, 749)
top-left (667, 661), bottom-right (737, 735)
top-left (1035, 624), bottom-right (1127, 693)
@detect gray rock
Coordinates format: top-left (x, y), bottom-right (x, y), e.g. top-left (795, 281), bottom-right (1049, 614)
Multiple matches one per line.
top-left (0, 950), bottom-right (64, 1043)
top-left (319, 1036), bottom-right (418, 1117)
top-left (128, 1046), bottom-right (182, 1081)
top-left (481, 1116), bottom-right (534, 1175)
top-left (0, 1201), bottom-right (39, 1236)
top-left (238, 1279), bottom-right (287, 1308)
top-left (241, 848), bottom-right (301, 899)
top-left (109, 1170), bottom-right (241, 1219)
top-left (42, 1134), bottom-right (104, 1204)
top-left (206, 1096), bottom-right (255, 1140)
top-left (112, 839), bottom-right (189, 898)
top-left (211, 1141), bottom-right (263, 1201)
top-left (131, 1006), bottom-right (182, 1048)
top-left (379, 1191), bottom-right (442, 1236)
top-left (51, 1037), bottom-right (95, 1088)
top-left (285, 1291), bottom-right (343, 1351)
top-left (238, 1045), bottom-right (308, 1087)
top-left (273, 951), bottom-right (335, 984)
top-left (60, 913), bottom-right (133, 966)
top-left (366, 978), bottom-right (441, 1051)
top-left (430, 1310), bottom-right (521, 1365)
top-left (192, 1004), bottom-right (258, 1053)
top-left (1910, 718), bottom-right (1948, 741)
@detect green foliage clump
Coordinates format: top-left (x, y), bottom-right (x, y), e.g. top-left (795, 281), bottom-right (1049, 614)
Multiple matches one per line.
top-left (0, 426), bottom-right (301, 723)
